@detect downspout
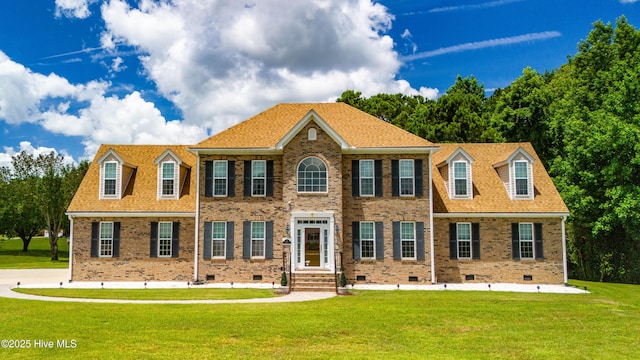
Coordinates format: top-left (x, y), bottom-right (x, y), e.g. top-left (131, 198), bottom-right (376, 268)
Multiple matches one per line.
top-left (193, 150), bottom-right (201, 282)
top-left (429, 152), bottom-right (436, 284)
top-left (561, 216), bottom-right (568, 285)
top-left (68, 215), bottom-right (74, 282)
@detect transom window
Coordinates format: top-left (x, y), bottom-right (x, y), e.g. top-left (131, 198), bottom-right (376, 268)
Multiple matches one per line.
top-left (103, 162), bottom-right (117, 196)
top-left (212, 222), bottom-right (227, 258)
top-left (297, 157), bottom-right (327, 193)
top-left (399, 160), bottom-right (415, 196)
top-left (251, 221), bottom-right (265, 258)
top-left (514, 161), bottom-right (529, 196)
top-left (252, 160), bottom-right (266, 196)
top-left (519, 223), bottom-right (534, 259)
top-left (213, 161), bottom-right (228, 196)
top-left (99, 222), bottom-right (113, 257)
top-left (453, 161), bottom-right (468, 196)
top-left (401, 222), bottom-right (416, 259)
top-left (457, 223), bottom-right (472, 259)
top-left (161, 162), bottom-right (175, 196)
top-left (158, 222), bottom-right (173, 257)
top-left (360, 160), bottom-right (374, 196)
top-left (360, 222), bottom-right (375, 259)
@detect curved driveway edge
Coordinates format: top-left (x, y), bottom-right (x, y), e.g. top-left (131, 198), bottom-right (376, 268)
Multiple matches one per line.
top-left (0, 269), bottom-right (336, 304)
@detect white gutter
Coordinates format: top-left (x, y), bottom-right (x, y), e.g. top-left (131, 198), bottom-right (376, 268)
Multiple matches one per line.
top-left (65, 212), bottom-right (195, 218)
top-left (193, 150), bottom-right (201, 282)
top-left (68, 215), bottom-right (74, 282)
top-left (561, 216), bottom-right (568, 285)
top-left (433, 212), bottom-right (570, 219)
top-left (428, 152), bottom-right (436, 284)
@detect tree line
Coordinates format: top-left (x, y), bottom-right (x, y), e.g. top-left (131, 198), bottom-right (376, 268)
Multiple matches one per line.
top-left (338, 17), bottom-right (640, 284)
top-left (0, 152), bottom-right (88, 260)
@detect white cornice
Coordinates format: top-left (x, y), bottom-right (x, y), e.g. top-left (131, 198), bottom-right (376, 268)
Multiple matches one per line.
top-left (67, 212), bottom-right (196, 218)
top-left (433, 212), bottom-right (569, 218)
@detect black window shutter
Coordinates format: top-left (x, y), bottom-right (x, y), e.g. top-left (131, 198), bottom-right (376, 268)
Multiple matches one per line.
top-left (203, 222), bottom-right (212, 260)
top-left (266, 160), bottom-right (274, 197)
top-left (113, 222), bottom-right (121, 258)
top-left (534, 223), bottom-right (544, 260)
top-left (416, 222), bottom-right (425, 260)
top-left (243, 161), bottom-right (251, 197)
top-left (449, 223), bottom-right (457, 259)
top-left (226, 221), bottom-right (234, 259)
top-left (265, 221), bottom-right (273, 259)
top-left (352, 221), bottom-right (360, 260)
top-left (172, 222), bottom-right (180, 258)
top-left (352, 160), bottom-right (360, 197)
top-left (150, 222), bottom-right (158, 258)
top-left (228, 161), bottom-right (235, 197)
top-left (242, 221), bottom-right (251, 259)
top-left (392, 221), bottom-right (401, 259)
top-left (415, 159), bottom-right (423, 197)
top-left (375, 160), bottom-right (383, 197)
top-left (90, 222), bottom-right (99, 258)
top-left (205, 161), bottom-right (213, 197)
top-left (472, 223), bottom-right (480, 260)
top-left (375, 221), bottom-right (384, 260)
top-left (391, 160), bottom-right (399, 197)
top-left (512, 223), bottom-right (520, 260)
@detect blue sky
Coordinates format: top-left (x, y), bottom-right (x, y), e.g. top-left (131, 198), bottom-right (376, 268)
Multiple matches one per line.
top-left (0, 0), bottom-right (638, 167)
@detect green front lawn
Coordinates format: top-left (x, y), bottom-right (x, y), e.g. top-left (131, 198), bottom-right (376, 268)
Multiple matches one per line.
top-left (0, 237), bottom-right (69, 269)
top-left (13, 288), bottom-right (277, 300)
top-left (1, 280), bottom-right (639, 359)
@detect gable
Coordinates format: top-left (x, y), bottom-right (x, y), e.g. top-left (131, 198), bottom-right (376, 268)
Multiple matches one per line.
top-left (191, 103), bottom-right (436, 153)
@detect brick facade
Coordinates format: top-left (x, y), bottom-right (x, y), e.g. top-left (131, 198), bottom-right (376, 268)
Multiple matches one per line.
top-left (434, 217), bottom-right (565, 284)
top-left (72, 217), bottom-right (195, 281)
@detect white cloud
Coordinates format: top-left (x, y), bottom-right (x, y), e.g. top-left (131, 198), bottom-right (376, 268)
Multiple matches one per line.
top-left (620, 0), bottom-right (638, 3)
top-left (99, 0), bottom-right (418, 134)
top-left (55, 0), bottom-right (95, 19)
top-left (429, 0), bottom-right (523, 13)
top-left (0, 141), bottom-right (76, 170)
top-left (402, 31), bottom-right (562, 62)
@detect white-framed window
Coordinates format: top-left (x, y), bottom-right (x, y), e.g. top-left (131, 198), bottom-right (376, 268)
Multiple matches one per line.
top-left (212, 221), bottom-right (227, 258)
top-left (514, 161), bottom-right (529, 196)
top-left (161, 162), bottom-right (175, 196)
top-left (158, 222), bottom-right (173, 257)
top-left (308, 128), bottom-right (317, 140)
top-left (457, 223), bottom-right (472, 259)
top-left (103, 162), bottom-right (117, 196)
top-left (401, 222), bottom-right (416, 259)
top-left (297, 157), bottom-right (327, 193)
top-left (399, 159), bottom-right (415, 196)
top-left (519, 223), bottom-right (534, 259)
top-left (251, 221), bottom-right (265, 258)
top-left (252, 160), bottom-right (266, 196)
top-left (360, 160), bottom-right (374, 197)
top-left (360, 221), bottom-right (375, 259)
top-left (99, 222), bottom-right (114, 257)
top-left (453, 161), bottom-right (468, 196)
top-left (213, 161), bottom-right (228, 196)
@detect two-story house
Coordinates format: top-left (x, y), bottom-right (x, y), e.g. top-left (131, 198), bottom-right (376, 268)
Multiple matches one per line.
top-left (66, 103), bottom-right (569, 289)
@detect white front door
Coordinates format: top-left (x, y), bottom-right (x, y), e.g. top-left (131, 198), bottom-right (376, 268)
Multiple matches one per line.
top-left (292, 217), bottom-right (333, 271)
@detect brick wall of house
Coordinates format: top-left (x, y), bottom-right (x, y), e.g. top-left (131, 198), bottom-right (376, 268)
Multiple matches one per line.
top-left (434, 217), bottom-right (565, 284)
top-left (341, 153), bottom-right (433, 285)
top-left (197, 119), bottom-right (343, 284)
top-left (71, 217), bottom-right (195, 281)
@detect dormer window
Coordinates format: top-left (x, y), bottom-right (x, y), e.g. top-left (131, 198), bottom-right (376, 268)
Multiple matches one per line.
top-left (103, 162), bottom-right (117, 196)
top-left (439, 148), bottom-right (474, 200)
top-left (514, 161), bottom-right (529, 196)
top-left (453, 161), bottom-right (468, 196)
top-left (161, 162), bottom-right (176, 196)
top-left (155, 149), bottom-right (189, 200)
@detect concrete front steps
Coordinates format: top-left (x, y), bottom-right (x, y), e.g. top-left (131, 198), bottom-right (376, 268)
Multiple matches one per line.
top-left (292, 271), bottom-right (336, 292)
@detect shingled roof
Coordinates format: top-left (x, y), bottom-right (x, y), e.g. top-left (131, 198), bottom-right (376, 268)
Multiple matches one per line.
top-left (67, 145), bottom-right (196, 214)
top-left (432, 143), bottom-right (569, 215)
top-left (192, 103), bottom-right (435, 150)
